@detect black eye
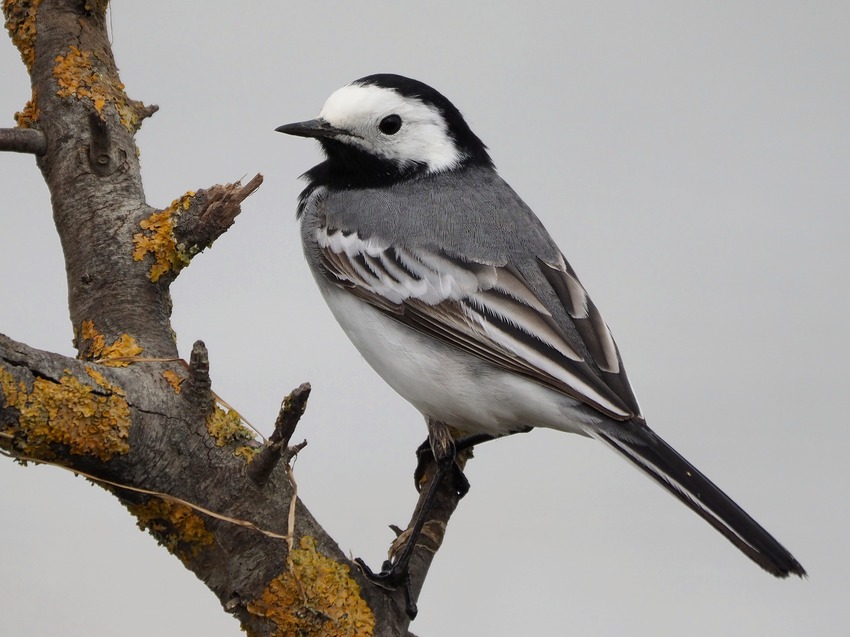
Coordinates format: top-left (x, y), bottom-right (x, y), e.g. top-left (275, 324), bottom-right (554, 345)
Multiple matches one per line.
top-left (379, 114), bottom-right (402, 135)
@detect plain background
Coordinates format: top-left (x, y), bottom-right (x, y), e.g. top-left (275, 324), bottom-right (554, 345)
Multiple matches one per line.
top-left (1, 2), bottom-right (848, 635)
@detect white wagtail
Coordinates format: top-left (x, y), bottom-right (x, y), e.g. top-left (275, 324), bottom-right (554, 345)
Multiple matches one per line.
top-left (276, 74), bottom-right (805, 590)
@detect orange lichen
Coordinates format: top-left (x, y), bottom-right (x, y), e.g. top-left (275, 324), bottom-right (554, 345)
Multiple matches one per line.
top-left (0, 367), bottom-right (130, 462)
top-left (3, 0), bottom-right (41, 71)
top-left (14, 86), bottom-right (38, 128)
top-left (78, 320), bottom-right (143, 366)
top-left (132, 194), bottom-right (195, 282)
top-left (161, 370), bottom-right (183, 394)
top-left (52, 43), bottom-right (138, 131)
top-left (245, 536), bottom-right (375, 637)
top-left (84, 365), bottom-right (122, 393)
top-left (127, 498), bottom-right (215, 564)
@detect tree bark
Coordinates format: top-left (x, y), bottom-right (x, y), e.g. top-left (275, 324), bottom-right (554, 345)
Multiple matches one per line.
top-left (0, 2), bottom-right (465, 635)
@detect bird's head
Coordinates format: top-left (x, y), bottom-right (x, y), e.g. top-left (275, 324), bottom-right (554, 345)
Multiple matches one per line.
top-left (277, 74), bottom-right (492, 187)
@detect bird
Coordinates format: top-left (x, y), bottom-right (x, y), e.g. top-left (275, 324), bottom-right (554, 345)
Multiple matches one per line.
top-left (276, 73), bottom-right (806, 593)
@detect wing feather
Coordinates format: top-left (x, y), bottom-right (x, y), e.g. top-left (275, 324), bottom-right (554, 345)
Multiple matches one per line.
top-left (315, 226), bottom-right (638, 419)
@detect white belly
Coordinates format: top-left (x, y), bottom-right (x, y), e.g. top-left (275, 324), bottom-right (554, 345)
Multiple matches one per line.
top-left (319, 283), bottom-right (599, 437)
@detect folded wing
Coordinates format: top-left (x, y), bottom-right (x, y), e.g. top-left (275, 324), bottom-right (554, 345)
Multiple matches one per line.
top-left (315, 225), bottom-right (638, 420)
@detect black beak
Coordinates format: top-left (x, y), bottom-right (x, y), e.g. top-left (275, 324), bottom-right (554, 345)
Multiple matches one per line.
top-left (275, 118), bottom-right (351, 140)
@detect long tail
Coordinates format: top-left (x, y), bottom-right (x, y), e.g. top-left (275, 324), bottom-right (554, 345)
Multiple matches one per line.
top-left (591, 420), bottom-right (806, 578)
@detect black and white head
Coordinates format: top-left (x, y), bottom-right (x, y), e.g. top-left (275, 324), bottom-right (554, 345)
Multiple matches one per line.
top-left (277, 74), bottom-right (493, 188)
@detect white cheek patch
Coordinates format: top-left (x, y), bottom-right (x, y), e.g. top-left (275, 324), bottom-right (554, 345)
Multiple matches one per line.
top-left (318, 83), bottom-right (465, 173)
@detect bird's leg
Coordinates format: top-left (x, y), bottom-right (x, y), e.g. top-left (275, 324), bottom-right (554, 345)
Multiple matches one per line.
top-left (412, 427), bottom-right (532, 491)
top-left (413, 431), bottom-right (494, 492)
top-left (356, 425), bottom-right (530, 617)
top-left (355, 419), bottom-right (465, 618)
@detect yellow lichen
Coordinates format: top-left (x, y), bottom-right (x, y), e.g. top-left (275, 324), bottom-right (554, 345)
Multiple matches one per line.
top-left (0, 367), bottom-right (130, 462)
top-left (3, 0), bottom-right (41, 71)
top-left (161, 370), bottom-right (183, 394)
top-left (85, 365), bottom-right (109, 390)
top-left (14, 86), bottom-right (38, 128)
top-left (0, 366), bottom-right (25, 414)
top-left (245, 536), bottom-right (375, 637)
top-left (79, 320), bottom-right (143, 366)
top-left (127, 498), bottom-right (214, 564)
top-left (206, 405), bottom-right (255, 457)
top-left (52, 43), bottom-right (138, 131)
top-left (234, 444), bottom-right (260, 462)
top-left (132, 194), bottom-right (195, 282)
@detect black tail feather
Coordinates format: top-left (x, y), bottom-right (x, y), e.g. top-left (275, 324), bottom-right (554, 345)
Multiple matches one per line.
top-left (593, 421), bottom-right (806, 578)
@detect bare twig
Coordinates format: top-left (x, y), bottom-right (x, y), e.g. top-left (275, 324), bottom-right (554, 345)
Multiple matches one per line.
top-left (137, 103), bottom-right (160, 122)
top-left (0, 127), bottom-right (47, 155)
top-left (281, 439), bottom-right (308, 466)
top-left (183, 340), bottom-right (213, 412)
top-left (388, 444), bottom-right (476, 617)
top-left (270, 382), bottom-right (312, 447)
top-left (247, 383), bottom-right (312, 485)
top-left (173, 174), bottom-right (264, 253)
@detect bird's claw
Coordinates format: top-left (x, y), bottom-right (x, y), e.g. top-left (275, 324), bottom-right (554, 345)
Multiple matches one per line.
top-left (413, 440), bottom-right (471, 496)
top-left (354, 557), bottom-right (418, 619)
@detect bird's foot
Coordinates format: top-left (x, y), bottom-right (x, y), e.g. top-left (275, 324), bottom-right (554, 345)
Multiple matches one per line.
top-left (354, 557), bottom-right (418, 619)
top-left (413, 435), bottom-right (484, 494)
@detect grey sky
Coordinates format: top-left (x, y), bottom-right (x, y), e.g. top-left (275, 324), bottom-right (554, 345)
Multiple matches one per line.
top-left (1, 2), bottom-right (848, 635)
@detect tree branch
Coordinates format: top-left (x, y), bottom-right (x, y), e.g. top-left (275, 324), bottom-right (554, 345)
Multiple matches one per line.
top-left (0, 333), bottom-right (376, 634)
top-left (183, 339), bottom-right (213, 412)
top-left (247, 382), bottom-right (312, 486)
top-left (1, 0), bottom-right (466, 634)
top-left (0, 127), bottom-right (46, 154)
top-left (173, 173), bottom-right (264, 255)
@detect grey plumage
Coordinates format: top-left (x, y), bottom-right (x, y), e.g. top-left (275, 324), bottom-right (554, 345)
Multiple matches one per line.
top-left (279, 73), bottom-right (806, 580)
top-left (299, 163), bottom-right (640, 421)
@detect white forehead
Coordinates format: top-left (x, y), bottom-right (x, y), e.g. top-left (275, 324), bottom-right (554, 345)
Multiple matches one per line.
top-left (318, 83), bottom-right (464, 172)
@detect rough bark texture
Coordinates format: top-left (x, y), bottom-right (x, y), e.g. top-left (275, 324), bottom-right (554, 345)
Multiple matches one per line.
top-left (0, 2), bottom-right (466, 635)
